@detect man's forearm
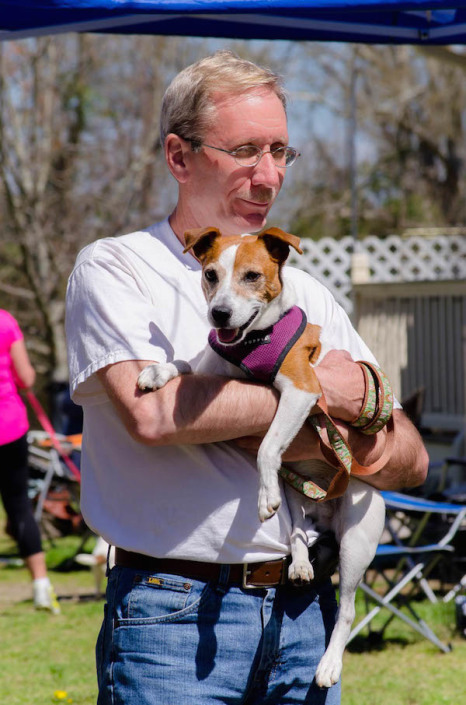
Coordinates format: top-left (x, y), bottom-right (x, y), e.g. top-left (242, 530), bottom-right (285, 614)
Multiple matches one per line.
top-left (358, 409), bottom-right (429, 490)
top-left (153, 372), bottom-right (281, 445)
top-left (98, 359), bottom-right (291, 447)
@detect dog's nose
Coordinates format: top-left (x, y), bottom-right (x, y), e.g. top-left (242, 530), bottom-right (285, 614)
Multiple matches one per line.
top-left (211, 307), bottom-right (232, 326)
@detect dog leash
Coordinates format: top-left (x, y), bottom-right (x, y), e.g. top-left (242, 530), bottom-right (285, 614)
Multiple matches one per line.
top-left (26, 390), bottom-right (81, 482)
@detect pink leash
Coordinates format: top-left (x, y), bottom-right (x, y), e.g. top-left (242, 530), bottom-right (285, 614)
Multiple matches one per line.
top-left (26, 390), bottom-right (81, 483)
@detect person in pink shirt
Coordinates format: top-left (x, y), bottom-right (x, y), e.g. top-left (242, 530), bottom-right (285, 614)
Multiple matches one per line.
top-left (0, 309), bottom-right (59, 613)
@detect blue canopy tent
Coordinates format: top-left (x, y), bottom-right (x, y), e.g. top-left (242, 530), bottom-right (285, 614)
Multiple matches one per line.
top-left (1, 1), bottom-right (466, 45)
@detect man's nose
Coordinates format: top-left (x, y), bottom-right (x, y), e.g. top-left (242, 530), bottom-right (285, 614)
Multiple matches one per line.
top-left (250, 152), bottom-right (282, 190)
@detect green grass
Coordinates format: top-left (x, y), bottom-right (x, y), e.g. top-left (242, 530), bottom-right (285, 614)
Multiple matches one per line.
top-left (0, 596), bottom-right (101, 705)
top-left (0, 526), bottom-right (100, 704)
top-left (342, 598), bottom-right (466, 704)
top-left (1, 517), bottom-right (466, 704)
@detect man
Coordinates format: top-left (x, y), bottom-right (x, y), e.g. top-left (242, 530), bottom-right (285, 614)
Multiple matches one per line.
top-left (66, 51), bottom-right (428, 705)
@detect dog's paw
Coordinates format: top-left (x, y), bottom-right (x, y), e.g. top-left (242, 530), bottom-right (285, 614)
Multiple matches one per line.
top-left (137, 364), bottom-right (168, 390)
top-left (288, 560), bottom-right (314, 585)
top-left (137, 361), bottom-right (191, 391)
top-left (315, 655), bottom-right (342, 689)
top-left (258, 485), bottom-right (282, 522)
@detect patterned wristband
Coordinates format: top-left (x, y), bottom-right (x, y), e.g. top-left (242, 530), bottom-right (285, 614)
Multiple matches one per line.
top-left (350, 361), bottom-right (394, 435)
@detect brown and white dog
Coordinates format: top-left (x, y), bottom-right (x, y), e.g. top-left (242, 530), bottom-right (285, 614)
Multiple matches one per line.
top-left (137, 226), bottom-right (385, 688)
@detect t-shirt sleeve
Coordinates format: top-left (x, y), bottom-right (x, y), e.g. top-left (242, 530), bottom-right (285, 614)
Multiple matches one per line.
top-left (65, 242), bottom-right (169, 405)
top-left (325, 299), bottom-right (402, 410)
top-left (319, 289), bottom-right (378, 363)
top-left (290, 268), bottom-right (402, 409)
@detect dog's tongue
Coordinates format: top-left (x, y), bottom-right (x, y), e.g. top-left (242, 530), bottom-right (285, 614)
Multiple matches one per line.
top-left (217, 328), bottom-right (238, 344)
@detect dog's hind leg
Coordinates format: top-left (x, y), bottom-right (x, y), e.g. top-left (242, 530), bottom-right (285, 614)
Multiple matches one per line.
top-left (315, 479), bottom-right (385, 688)
top-left (285, 483), bottom-right (315, 583)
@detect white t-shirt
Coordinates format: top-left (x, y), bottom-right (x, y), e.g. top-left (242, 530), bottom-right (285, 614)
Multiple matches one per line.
top-left (66, 218), bottom-right (380, 563)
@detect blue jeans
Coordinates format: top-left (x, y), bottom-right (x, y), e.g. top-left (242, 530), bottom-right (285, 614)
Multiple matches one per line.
top-left (97, 565), bottom-right (341, 704)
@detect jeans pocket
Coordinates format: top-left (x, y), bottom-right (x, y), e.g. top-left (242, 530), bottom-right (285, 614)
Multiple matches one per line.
top-left (116, 571), bottom-right (205, 625)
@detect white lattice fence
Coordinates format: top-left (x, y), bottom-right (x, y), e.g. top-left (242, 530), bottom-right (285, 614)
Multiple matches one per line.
top-left (288, 234), bottom-right (466, 314)
top-left (288, 236), bottom-right (354, 312)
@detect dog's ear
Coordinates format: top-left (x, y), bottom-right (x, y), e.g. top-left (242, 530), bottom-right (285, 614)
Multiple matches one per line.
top-left (258, 227), bottom-right (303, 263)
top-left (183, 227), bottom-right (221, 261)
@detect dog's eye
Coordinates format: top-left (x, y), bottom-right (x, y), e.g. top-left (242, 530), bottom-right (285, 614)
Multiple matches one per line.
top-left (244, 271), bottom-right (261, 283)
top-left (204, 269), bottom-right (218, 284)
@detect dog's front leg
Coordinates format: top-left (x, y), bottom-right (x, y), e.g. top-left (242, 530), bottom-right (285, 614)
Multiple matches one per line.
top-left (315, 479), bottom-right (385, 688)
top-left (137, 360), bottom-right (192, 391)
top-left (257, 377), bottom-right (320, 522)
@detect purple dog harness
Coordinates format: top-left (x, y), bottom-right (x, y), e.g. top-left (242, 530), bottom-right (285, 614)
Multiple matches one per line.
top-left (208, 305), bottom-right (307, 383)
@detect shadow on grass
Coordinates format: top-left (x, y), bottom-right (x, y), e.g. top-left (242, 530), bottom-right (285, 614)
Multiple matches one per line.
top-left (51, 556), bottom-right (90, 572)
top-left (347, 632), bottom-right (412, 653)
top-left (58, 592), bottom-right (105, 604)
top-left (13, 592), bottom-right (105, 610)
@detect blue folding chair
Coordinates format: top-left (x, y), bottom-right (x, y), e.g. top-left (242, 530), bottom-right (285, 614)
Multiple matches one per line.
top-left (348, 491), bottom-right (466, 653)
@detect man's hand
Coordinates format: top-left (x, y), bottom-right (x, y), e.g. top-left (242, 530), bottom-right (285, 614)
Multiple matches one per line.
top-left (235, 409), bottom-right (428, 491)
top-left (313, 349), bottom-right (366, 422)
top-left (234, 415), bottom-right (384, 464)
top-left (313, 350), bottom-right (429, 488)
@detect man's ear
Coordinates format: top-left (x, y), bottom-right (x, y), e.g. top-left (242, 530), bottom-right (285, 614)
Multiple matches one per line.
top-left (258, 226), bottom-right (303, 264)
top-left (183, 227), bottom-right (221, 261)
top-left (165, 133), bottom-right (191, 183)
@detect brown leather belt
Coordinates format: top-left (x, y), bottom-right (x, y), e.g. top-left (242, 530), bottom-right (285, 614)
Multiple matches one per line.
top-left (115, 548), bottom-right (289, 589)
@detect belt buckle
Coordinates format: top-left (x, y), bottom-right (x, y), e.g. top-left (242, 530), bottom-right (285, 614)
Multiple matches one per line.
top-left (242, 563), bottom-right (256, 590)
top-left (242, 558), bottom-right (287, 590)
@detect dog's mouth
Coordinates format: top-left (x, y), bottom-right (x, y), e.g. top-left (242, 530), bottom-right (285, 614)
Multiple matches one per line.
top-left (216, 311), bottom-right (259, 345)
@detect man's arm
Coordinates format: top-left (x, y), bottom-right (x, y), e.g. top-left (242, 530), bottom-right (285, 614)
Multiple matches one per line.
top-left (97, 349), bottom-right (367, 444)
top-left (97, 354), bottom-right (428, 490)
top-left (235, 349), bottom-right (429, 491)
top-left (97, 359), bottom-right (290, 447)
top-left (357, 409), bottom-right (429, 490)
top-left (236, 408), bottom-right (428, 491)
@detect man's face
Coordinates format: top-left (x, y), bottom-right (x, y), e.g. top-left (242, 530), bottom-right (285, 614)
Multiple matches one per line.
top-left (182, 88), bottom-right (289, 236)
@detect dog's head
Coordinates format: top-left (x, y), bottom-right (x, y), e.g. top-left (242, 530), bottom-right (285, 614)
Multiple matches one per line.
top-left (183, 226), bottom-right (302, 344)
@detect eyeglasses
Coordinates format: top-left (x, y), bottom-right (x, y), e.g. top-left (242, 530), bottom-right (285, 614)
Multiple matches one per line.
top-left (200, 143), bottom-right (300, 168)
